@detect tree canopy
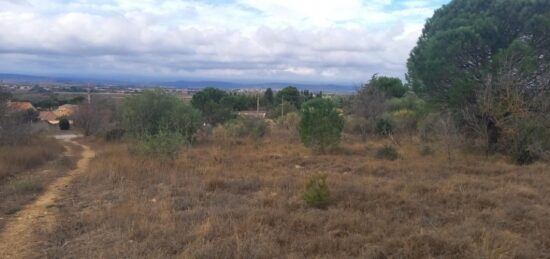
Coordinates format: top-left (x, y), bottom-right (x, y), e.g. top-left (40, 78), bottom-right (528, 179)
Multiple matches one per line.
top-left (299, 98), bottom-right (344, 152)
top-left (191, 87), bottom-right (233, 125)
top-left (276, 86), bottom-right (301, 108)
top-left (123, 90), bottom-right (202, 143)
top-left (368, 75), bottom-right (408, 98)
top-left (407, 0), bottom-right (550, 106)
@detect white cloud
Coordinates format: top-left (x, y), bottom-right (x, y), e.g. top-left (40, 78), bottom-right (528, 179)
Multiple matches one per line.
top-left (0, 0), bottom-right (448, 83)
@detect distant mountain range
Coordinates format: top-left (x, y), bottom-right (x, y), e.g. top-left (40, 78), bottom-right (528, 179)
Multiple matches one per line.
top-left (0, 73), bottom-right (356, 93)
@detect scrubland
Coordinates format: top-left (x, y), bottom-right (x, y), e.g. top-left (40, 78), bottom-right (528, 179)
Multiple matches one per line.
top-left (36, 131), bottom-right (550, 258)
top-left (0, 137), bottom-right (65, 181)
top-left (0, 138), bottom-right (77, 228)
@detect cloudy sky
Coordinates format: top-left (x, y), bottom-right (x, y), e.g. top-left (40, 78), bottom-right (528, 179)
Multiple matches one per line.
top-left (0, 0), bottom-right (449, 84)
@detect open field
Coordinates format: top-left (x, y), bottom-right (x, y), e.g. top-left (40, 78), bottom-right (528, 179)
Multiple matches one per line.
top-left (34, 133), bottom-right (550, 258)
top-left (0, 137), bottom-right (65, 182)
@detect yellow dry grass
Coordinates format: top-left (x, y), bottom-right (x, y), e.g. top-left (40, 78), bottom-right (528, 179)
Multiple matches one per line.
top-left (0, 137), bottom-right (65, 181)
top-left (37, 132), bottom-right (550, 258)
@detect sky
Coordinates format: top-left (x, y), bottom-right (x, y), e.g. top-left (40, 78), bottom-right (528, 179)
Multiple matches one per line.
top-left (0, 0), bottom-right (450, 84)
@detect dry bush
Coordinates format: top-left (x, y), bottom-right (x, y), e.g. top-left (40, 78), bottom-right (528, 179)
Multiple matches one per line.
top-left (0, 137), bottom-right (65, 181)
top-left (36, 137), bottom-right (550, 258)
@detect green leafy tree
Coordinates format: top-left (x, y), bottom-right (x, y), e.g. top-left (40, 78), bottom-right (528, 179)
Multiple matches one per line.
top-left (369, 75), bottom-right (408, 98)
top-left (276, 86), bottom-right (301, 108)
top-left (123, 90), bottom-right (202, 156)
top-left (191, 88), bottom-right (233, 125)
top-left (59, 118), bottom-right (70, 131)
top-left (407, 0), bottom-right (550, 107)
top-left (264, 88), bottom-right (274, 105)
top-left (299, 99), bottom-right (344, 152)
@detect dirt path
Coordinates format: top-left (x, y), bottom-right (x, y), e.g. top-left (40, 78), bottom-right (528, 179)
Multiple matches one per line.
top-left (0, 138), bottom-right (94, 258)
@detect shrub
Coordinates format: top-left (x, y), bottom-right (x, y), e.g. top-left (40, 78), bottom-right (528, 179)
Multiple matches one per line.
top-left (303, 174), bottom-right (330, 209)
top-left (11, 178), bottom-right (44, 195)
top-left (104, 128), bottom-right (126, 142)
top-left (59, 118), bottom-right (70, 130)
top-left (375, 118), bottom-right (393, 136)
top-left (267, 100), bottom-right (298, 119)
top-left (376, 145), bottom-right (399, 160)
top-left (191, 87), bottom-right (233, 125)
top-left (509, 122), bottom-right (548, 165)
top-left (277, 112), bottom-right (299, 131)
top-left (299, 98), bottom-right (344, 152)
top-left (122, 90), bottom-right (202, 158)
top-left (134, 132), bottom-right (186, 159)
top-left (225, 117), bottom-right (269, 141)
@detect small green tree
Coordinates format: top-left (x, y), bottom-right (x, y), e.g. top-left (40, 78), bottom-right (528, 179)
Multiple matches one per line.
top-left (191, 88), bottom-right (233, 125)
top-left (299, 98), bottom-right (344, 152)
top-left (59, 118), bottom-right (70, 130)
top-left (369, 75), bottom-right (408, 98)
top-left (264, 88), bottom-right (274, 105)
top-left (122, 90), bottom-right (202, 158)
top-left (276, 86), bottom-right (301, 108)
top-left (303, 174), bottom-right (331, 209)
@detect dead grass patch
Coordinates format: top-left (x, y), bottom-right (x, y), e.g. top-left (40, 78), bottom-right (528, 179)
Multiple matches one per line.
top-left (35, 136), bottom-right (550, 258)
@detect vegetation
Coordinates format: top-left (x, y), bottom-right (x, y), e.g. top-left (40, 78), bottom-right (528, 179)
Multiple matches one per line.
top-left (303, 174), bottom-right (331, 209)
top-left (299, 98), bottom-right (344, 152)
top-left (123, 90), bottom-right (202, 157)
top-left (191, 87), bottom-right (233, 125)
top-left (59, 118), bottom-right (70, 130)
top-left (1, 0), bottom-right (550, 257)
top-left (375, 145), bottom-right (400, 161)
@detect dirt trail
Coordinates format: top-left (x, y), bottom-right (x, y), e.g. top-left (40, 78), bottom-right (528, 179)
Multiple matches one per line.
top-left (0, 138), bottom-right (94, 258)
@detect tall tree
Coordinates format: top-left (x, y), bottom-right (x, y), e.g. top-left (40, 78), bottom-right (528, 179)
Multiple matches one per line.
top-left (407, 0), bottom-right (550, 107)
top-left (276, 86), bottom-right (301, 108)
top-left (264, 88), bottom-right (274, 105)
top-left (191, 87), bottom-right (233, 125)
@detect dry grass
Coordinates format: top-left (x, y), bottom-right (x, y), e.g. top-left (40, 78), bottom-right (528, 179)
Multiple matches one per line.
top-left (37, 132), bottom-right (550, 258)
top-left (0, 137), bottom-right (65, 182)
top-left (0, 139), bottom-right (77, 229)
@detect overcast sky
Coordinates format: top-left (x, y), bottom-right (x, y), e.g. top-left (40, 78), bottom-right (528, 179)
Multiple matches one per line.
top-left (0, 0), bottom-right (449, 84)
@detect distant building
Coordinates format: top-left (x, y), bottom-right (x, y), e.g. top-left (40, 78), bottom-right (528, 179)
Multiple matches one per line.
top-left (6, 101), bottom-right (36, 113)
top-left (238, 110), bottom-right (266, 118)
top-left (38, 104), bottom-right (78, 125)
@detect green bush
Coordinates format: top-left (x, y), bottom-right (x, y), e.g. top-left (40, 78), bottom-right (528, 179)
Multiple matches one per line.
top-left (59, 118), bottom-right (70, 130)
top-left (104, 128), bottom-right (125, 142)
top-left (299, 98), bottom-right (344, 152)
top-left (303, 174), bottom-right (330, 209)
top-left (191, 87), bottom-right (233, 125)
top-left (375, 118), bottom-right (393, 136)
top-left (509, 122), bottom-right (548, 165)
top-left (267, 100), bottom-right (298, 119)
top-left (135, 132), bottom-right (186, 159)
top-left (376, 145), bottom-right (399, 160)
top-left (225, 117), bottom-right (269, 141)
top-left (122, 90), bottom-right (202, 158)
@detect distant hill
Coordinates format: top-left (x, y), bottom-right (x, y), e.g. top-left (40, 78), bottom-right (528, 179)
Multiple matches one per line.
top-left (0, 73), bottom-right (355, 93)
top-left (160, 80), bottom-right (355, 93)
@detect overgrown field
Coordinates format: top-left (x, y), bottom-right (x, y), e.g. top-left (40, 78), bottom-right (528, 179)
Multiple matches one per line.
top-left (0, 137), bottom-right (65, 181)
top-left (38, 134), bottom-right (550, 258)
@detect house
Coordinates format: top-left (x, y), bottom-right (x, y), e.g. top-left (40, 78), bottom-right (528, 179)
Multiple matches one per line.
top-left (6, 101), bottom-right (36, 113)
top-left (238, 110), bottom-right (267, 118)
top-left (38, 104), bottom-right (78, 125)
top-left (53, 104), bottom-right (78, 118)
top-left (39, 111), bottom-right (59, 125)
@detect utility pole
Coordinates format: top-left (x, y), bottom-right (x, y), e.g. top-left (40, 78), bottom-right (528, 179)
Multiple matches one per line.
top-left (256, 92), bottom-right (260, 116)
top-left (87, 83), bottom-right (91, 105)
top-left (281, 94), bottom-right (284, 117)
